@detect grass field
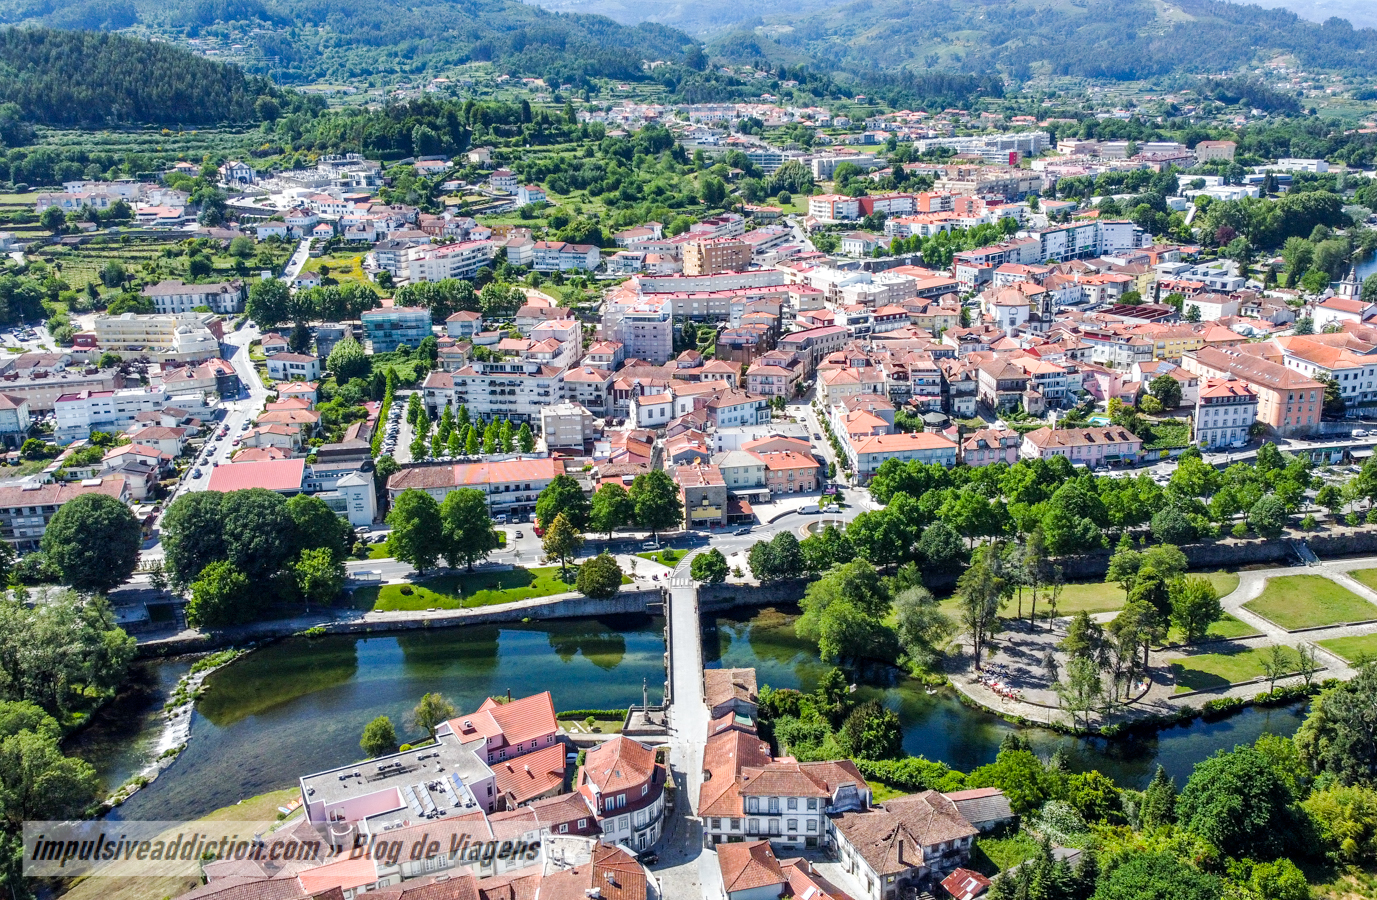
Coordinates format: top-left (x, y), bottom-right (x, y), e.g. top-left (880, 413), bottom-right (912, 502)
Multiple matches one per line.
top-left (1170, 645), bottom-right (1294, 694)
top-left (636, 549), bottom-right (682, 567)
top-left (1166, 611), bottom-right (1259, 646)
top-left (353, 565), bottom-right (628, 611)
top-left (938, 571), bottom-right (1240, 624)
top-left (558, 715), bottom-right (624, 734)
top-left (1243, 574), bottom-right (1377, 630)
top-left (303, 251), bottom-right (372, 289)
top-left (1346, 568), bottom-right (1377, 594)
top-left (1318, 633), bottom-right (1377, 664)
top-left (59, 788), bottom-right (298, 900)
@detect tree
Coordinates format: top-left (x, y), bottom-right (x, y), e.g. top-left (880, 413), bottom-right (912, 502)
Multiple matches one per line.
top-left (1139, 764), bottom-right (1178, 828)
top-left (1296, 642), bottom-right (1320, 687)
top-left (1149, 374), bottom-right (1182, 409)
top-left (1150, 506), bottom-right (1195, 545)
top-left (221, 489), bottom-right (294, 581)
top-left (1249, 495), bottom-right (1289, 538)
top-left (589, 483), bottom-right (634, 539)
top-left (1178, 745), bottom-right (1296, 858)
top-left (629, 470), bottom-right (683, 538)
top-left (542, 512), bottom-right (583, 580)
top-left (40, 493), bottom-right (140, 593)
top-left (690, 548), bottom-right (728, 584)
top-left (1057, 655), bottom-right (1105, 730)
top-left (247, 278), bottom-right (291, 329)
top-left (1170, 576), bottom-right (1223, 644)
top-left (518, 422), bottom-right (535, 453)
top-left (576, 552), bottom-right (623, 599)
top-left (1092, 851), bottom-right (1221, 900)
top-left (1297, 662), bottom-right (1377, 786)
top-left (966, 747), bottom-right (1055, 816)
top-left (39, 205), bottom-right (65, 234)
top-left (360, 715), bottom-right (399, 758)
top-left (957, 554), bottom-right (1005, 668)
top-left (536, 474), bottom-right (590, 530)
top-left (294, 548), bottom-right (344, 606)
top-left (797, 559), bottom-right (896, 662)
top-left (0, 726), bottom-right (99, 827)
top-left (839, 700), bottom-right (903, 760)
top-left (748, 540), bottom-right (777, 582)
top-left (326, 336), bottom-right (369, 382)
top-left (387, 489), bottom-right (447, 574)
top-left (160, 492), bottom-right (226, 589)
top-left (893, 585), bottom-right (954, 670)
top-left (185, 560), bottom-right (251, 628)
top-left (411, 692), bottom-right (456, 740)
top-left (1261, 643), bottom-right (1295, 695)
top-left (286, 493), bottom-right (352, 561)
top-left (916, 521), bottom-right (965, 576)
top-left (1106, 599), bottom-right (1162, 701)
top-left (440, 488), bottom-right (500, 571)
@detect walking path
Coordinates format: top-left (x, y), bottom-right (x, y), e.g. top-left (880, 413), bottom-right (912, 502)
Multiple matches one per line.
top-left (949, 554), bottom-right (1377, 729)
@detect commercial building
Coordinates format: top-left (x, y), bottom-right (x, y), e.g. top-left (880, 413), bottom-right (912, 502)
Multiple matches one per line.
top-left (385, 457), bottom-right (564, 519)
top-left (91, 313), bottom-right (222, 363)
top-left (849, 432), bottom-right (957, 481)
top-left (361, 306), bottom-right (432, 350)
top-left (141, 280), bottom-right (246, 315)
top-left (54, 386), bottom-right (170, 443)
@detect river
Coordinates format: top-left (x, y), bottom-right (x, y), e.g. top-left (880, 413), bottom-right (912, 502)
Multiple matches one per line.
top-left (73, 608), bottom-right (1307, 822)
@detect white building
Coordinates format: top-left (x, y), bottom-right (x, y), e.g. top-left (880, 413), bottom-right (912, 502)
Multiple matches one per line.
top-left (1194, 378), bottom-right (1257, 449)
top-left (55, 386), bottom-right (170, 443)
top-left (533, 241), bottom-right (599, 272)
top-left (141, 280), bottom-right (246, 315)
top-left (405, 240), bottom-right (495, 283)
top-left (421, 361), bottom-right (563, 424)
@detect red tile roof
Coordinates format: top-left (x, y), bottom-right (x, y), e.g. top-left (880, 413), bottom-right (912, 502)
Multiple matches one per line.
top-left (205, 458), bottom-right (306, 493)
top-left (718, 840), bottom-right (786, 894)
top-left (491, 742), bottom-right (566, 806)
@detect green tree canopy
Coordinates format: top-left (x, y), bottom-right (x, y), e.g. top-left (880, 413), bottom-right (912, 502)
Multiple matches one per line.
top-left (576, 552), bottom-right (623, 599)
top-left (536, 474), bottom-right (590, 530)
top-left (40, 493), bottom-right (141, 594)
top-left (386, 489), bottom-right (447, 574)
top-left (440, 488), bottom-right (500, 571)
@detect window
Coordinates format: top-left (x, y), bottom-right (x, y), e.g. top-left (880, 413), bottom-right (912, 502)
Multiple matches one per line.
top-left (787, 798), bottom-right (798, 811)
top-left (578, 818), bottom-right (587, 829)
top-left (787, 819), bottom-right (797, 832)
top-left (748, 819), bottom-right (759, 834)
top-left (807, 798), bottom-right (818, 811)
top-left (807, 820), bottom-right (817, 832)
top-left (559, 824), bottom-right (568, 834)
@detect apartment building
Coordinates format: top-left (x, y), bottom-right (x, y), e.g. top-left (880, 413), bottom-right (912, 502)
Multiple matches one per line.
top-left (0, 477), bottom-right (129, 552)
top-left (602, 294), bottom-right (673, 364)
top-left (683, 238), bottom-right (751, 276)
top-left (361, 306), bottom-right (432, 350)
top-left (405, 239), bottom-right (495, 283)
top-left (141, 280), bottom-right (245, 315)
top-left (386, 457), bottom-right (563, 518)
top-left (808, 195), bottom-right (861, 222)
top-left (266, 352), bottom-right (322, 382)
top-left (540, 401), bottom-right (596, 450)
top-left (1194, 379), bottom-right (1257, 449)
top-left (421, 360), bottom-right (562, 423)
top-left (850, 432), bottom-right (957, 481)
top-left (533, 241), bottom-right (599, 272)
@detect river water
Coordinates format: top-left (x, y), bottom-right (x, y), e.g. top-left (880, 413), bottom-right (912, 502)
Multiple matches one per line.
top-left (73, 608), bottom-right (1307, 822)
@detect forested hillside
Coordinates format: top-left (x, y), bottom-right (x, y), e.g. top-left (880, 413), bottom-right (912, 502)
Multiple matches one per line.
top-left (0, 27), bottom-right (289, 127)
top-left (0, 0), bottom-right (695, 87)
top-left (754, 0), bottom-right (1377, 81)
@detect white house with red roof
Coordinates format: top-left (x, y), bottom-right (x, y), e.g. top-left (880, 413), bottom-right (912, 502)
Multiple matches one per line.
top-left (577, 735), bottom-right (667, 851)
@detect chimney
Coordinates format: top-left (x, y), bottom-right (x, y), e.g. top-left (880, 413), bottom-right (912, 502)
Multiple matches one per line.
top-left (507, 688), bottom-right (512, 701)
top-left (898, 839), bottom-right (904, 865)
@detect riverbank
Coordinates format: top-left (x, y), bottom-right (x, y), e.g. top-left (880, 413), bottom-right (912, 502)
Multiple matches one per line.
top-left (135, 586), bottom-right (665, 656)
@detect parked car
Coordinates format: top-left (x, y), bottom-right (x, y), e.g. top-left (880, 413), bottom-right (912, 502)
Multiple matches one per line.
top-left (734, 527), bottom-right (752, 535)
top-left (191, 468), bottom-right (203, 478)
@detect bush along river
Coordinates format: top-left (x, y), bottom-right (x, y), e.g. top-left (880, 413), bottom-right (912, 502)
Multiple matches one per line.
top-left (72, 607), bottom-right (1309, 821)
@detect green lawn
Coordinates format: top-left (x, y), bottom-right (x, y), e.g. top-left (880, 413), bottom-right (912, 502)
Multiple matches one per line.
top-left (636, 549), bottom-right (682, 567)
top-left (1167, 611), bottom-right (1259, 646)
top-left (1318, 633), bottom-right (1377, 664)
top-left (1243, 574), bottom-right (1377, 630)
top-left (939, 571), bottom-right (1240, 624)
top-left (1345, 568), bottom-right (1377, 594)
top-left (557, 716), bottom-right (624, 735)
top-left (1170, 645), bottom-right (1293, 694)
top-left (353, 565), bottom-right (628, 611)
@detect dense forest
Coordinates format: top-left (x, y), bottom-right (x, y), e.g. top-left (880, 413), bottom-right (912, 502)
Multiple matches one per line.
top-left (704, 0), bottom-right (1377, 83)
top-left (0, 27), bottom-right (302, 127)
top-left (0, 0), bottom-right (697, 87)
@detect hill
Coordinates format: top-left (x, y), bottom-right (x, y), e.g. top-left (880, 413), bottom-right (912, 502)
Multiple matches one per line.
top-left (0, 0), bottom-right (696, 87)
top-left (0, 27), bottom-right (283, 127)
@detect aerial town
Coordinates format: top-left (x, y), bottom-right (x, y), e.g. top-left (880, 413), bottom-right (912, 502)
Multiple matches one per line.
top-left (8, 6), bottom-right (1377, 900)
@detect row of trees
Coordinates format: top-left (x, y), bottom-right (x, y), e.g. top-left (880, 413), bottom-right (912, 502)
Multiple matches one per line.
top-left (407, 396), bottom-right (535, 460)
top-left (535, 472), bottom-right (684, 540)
